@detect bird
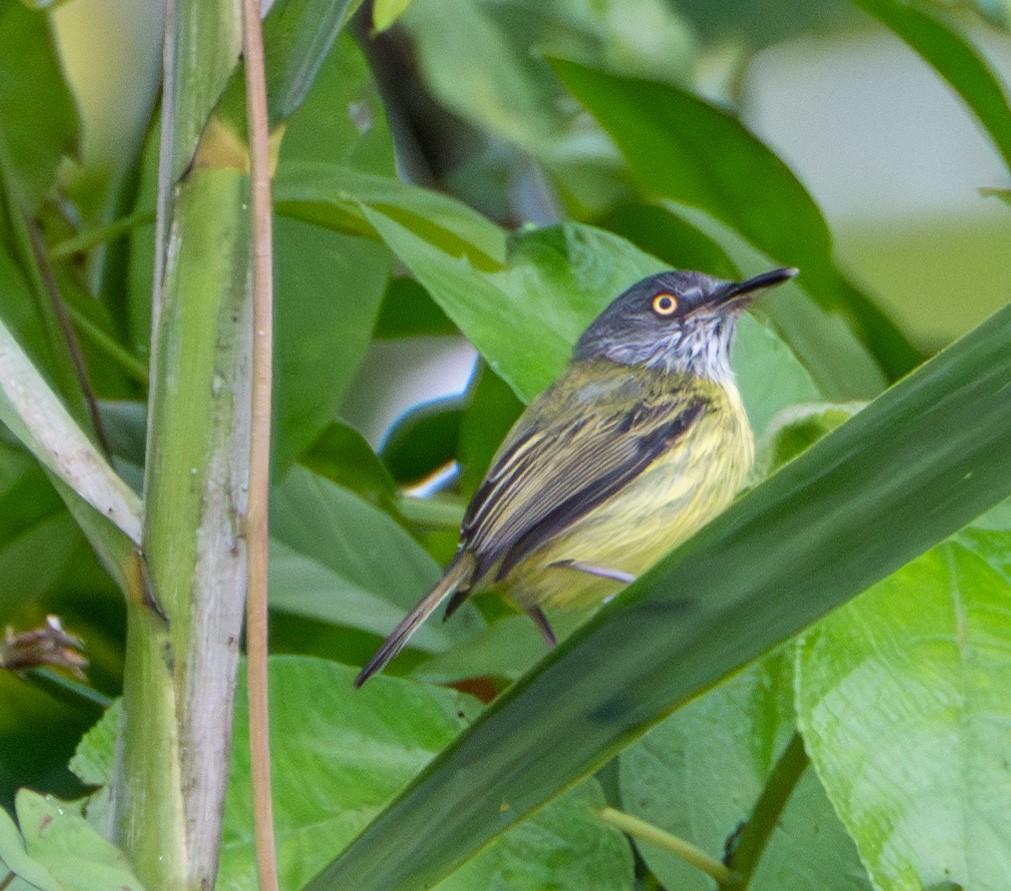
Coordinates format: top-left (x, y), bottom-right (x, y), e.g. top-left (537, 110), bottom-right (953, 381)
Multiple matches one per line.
top-left (355, 265), bottom-right (799, 686)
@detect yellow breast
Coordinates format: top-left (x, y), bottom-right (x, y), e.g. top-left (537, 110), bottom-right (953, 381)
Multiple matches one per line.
top-left (503, 381), bottom-right (753, 610)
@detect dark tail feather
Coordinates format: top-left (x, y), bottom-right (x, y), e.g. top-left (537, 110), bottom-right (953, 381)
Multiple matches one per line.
top-left (354, 551), bottom-right (476, 687)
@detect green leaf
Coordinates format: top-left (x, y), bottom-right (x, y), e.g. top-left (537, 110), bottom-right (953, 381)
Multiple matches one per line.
top-left (300, 421), bottom-right (399, 511)
top-left (360, 214), bottom-right (663, 401)
top-left (373, 0), bottom-right (416, 32)
top-left (433, 781), bottom-right (633, 891)
top-left (852, 0), bottom-right (1011, 174)
top-left (269, 466), bottom-right (483, 654)
top-left (456, 362), bottom-right (524, 497)
top-left (218, 658), bottom-right (481, 890)
top-left (732, 316), bottom-right (822, 442)
top-left (552, 58), bottom-right (922, 379)
top-left (373, 278), bottom-right (456, 339)
top-left (0, 800), bottom-right (56, 890)
top-left (0, 790), bottom-right (144, 891)
top-left (618, 650), bottom-right (868, 890)
top-left (748, 767), bottom-right (872, 890)
top-left (273, 216), bottom-right (390, 472)
top-left (309, 299), bottom-right (1011, 889)
top-left (263, 0), bottom-right (365, 122)
top-left (0, 1), bottom-right (79, 212)
top-left (74, 659), bottom-right (630, 891)
top-left (755, 402), bottom-right (862, 478)
top-left (275, 161), bottom-right (507, 267)
top-left (278, 31), bottom-right (395, 176)
top-left (599, 202), bottom-right (737, 280)
top-left (796, 534), bottom-right (1011, 889)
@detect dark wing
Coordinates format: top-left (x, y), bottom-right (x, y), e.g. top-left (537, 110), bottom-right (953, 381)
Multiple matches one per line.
top-left (460, 365), bottom-right (709, 584)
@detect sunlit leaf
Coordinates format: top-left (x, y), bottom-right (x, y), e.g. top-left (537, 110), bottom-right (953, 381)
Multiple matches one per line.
top-left (796, 534), bottom-right (1011, 889)
top-left (618, 650), bottom-right (869, 890)
top-left (0, 790), bottom-right (143, 891)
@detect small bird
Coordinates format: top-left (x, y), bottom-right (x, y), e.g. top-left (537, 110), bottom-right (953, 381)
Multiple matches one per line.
top-left (355, 266), bottom-right (798, 686)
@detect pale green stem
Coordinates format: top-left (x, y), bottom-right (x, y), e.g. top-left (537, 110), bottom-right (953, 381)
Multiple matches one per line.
top-left (597, 807), bottom-right (743, 888)
top-left (47, 208), bottom-right (156, 262)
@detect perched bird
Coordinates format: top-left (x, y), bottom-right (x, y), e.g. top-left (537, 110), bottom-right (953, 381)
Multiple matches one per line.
top-left (355, 266), bottom-right (798, 686)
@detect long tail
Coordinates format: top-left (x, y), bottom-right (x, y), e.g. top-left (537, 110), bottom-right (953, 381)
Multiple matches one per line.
top-left (354, 551), bottom-right (476, 687)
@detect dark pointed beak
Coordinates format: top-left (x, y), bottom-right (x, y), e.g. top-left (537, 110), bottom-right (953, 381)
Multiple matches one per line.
top-left (715, 266), bottom-right (799, 308)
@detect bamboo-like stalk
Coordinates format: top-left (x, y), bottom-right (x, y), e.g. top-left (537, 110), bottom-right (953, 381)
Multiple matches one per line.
top-left (111, 0), bottom-right (249, 886)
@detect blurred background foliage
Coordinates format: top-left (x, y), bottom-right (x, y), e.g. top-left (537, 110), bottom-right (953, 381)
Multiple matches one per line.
top-left (0, 0), bottom-right (1009, 886)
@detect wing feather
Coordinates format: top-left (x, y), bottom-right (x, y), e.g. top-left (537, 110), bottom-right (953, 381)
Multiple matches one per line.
top-left (461, 362), bottom-right (710, 582)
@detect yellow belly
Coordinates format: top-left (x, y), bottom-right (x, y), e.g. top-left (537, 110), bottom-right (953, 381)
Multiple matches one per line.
top-left (500, 386), bottom-right (753, 610)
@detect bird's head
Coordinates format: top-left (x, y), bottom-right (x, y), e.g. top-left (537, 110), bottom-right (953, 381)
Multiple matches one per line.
top-left (573, 267), bottom-right (798, 381)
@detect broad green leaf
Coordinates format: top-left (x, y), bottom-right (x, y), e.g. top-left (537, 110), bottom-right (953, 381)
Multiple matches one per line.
top-left (278, 31), bottom-right (395, 176)
top-left (755, 402), bottom-right (862, 478)
top-left (599, 202), bottom-right (737, 280)
top-left (218, 658), bottom-right (482, 890)
top-left (273, 216), bottom-right (390, 472)
top-left (552, 58), bottom-right (922, 378)
top-left (310, 300), bottom-right (1011, 890)
top-left (732, 316), bottom-right (822, 442)
top-left (270, 466), bottom-right (483, 653)
top-left (796, 535), bottom-right (1011, 890)
top-left (0, 1), bottom-right (78, 212)
top-left (618, 650), bottom-right (869, 890)
top-left (852, 0), bottom-right (1011, 174)
top-left (361, 213), bottom-right (664, 401)
top-left (373, 278), bottom-right (456, 340)
top-left (749, 767), bottom-right (872, 890)
top-left (1, 790), bottom-right (143, 891)
top-left (300, 421), bottom-right (399, 512)
top-left (0, 800), bottom-right (56, 890)
top-left (456, 362), bottom-right (524, 497)
top-left (275, 161), bottom-right (507, 267)
top-left (262, 0), bottom-right (365, 122)
top-left (400, 0), bottom-right (691, 215)
top-left (73, 660), bottom-right (629, 891)
top-left (433, 781), bottom-right (633, 891)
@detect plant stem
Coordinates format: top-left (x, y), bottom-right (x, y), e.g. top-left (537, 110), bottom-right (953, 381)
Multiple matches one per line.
top-left (726, 730), bottom-right (809, 883)
top-left (241, 0), bottom-right (278, 884)
top-left (597, 807), bottom-right (742, 888)
top-left (47, 208), bottom-right (156, 262)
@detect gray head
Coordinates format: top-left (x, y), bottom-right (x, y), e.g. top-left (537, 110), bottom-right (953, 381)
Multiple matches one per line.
top-left (573, 267), bottom-right (798, 381)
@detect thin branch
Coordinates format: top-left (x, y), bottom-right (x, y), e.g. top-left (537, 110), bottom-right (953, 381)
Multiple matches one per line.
top-left (597, 807), bottom-right (742, 888)
top-left (240, 0), bottom-right (278, 886)
top-left (26, 221), bottom-right (113, 459)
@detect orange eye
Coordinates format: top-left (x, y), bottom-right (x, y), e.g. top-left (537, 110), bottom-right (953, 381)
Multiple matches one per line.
top-left (652, 293), bottom-right (678, 316)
